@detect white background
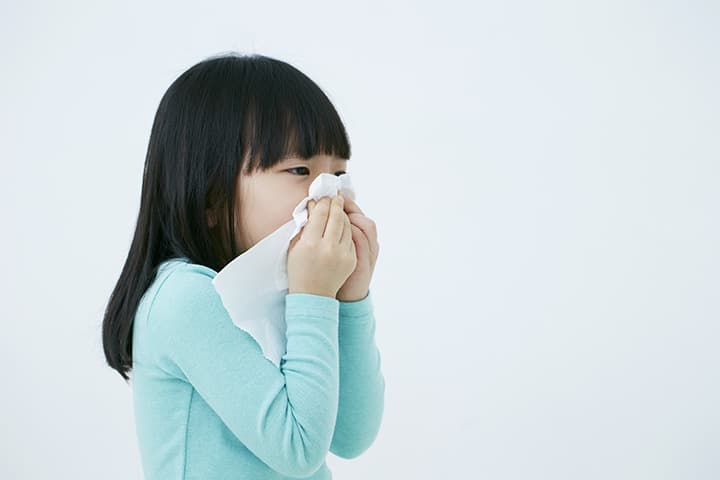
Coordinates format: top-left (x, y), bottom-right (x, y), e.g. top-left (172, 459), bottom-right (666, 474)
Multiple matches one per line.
top-left (1, 1), bottom-right (718, 478)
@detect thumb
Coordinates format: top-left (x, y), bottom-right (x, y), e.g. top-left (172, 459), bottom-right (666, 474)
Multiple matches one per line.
top-left (289, 232), bottom-right (301, 249)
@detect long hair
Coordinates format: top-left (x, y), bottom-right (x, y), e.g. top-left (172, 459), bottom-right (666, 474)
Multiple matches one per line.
top-left (102, 52), bottom-right (351, 381)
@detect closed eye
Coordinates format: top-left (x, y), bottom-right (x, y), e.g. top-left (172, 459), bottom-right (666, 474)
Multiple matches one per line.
top-left (286, 167), bottom-right (346, 176)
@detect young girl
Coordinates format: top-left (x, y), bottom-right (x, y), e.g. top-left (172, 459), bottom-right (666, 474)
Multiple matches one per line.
top-left (102, 53), bottom-right (385, 479)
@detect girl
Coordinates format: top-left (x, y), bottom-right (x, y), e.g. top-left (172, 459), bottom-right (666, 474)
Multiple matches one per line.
top-left (102, 53), bottom-right (385, 479)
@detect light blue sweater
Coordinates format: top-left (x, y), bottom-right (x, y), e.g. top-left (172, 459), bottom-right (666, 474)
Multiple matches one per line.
top-left (131, 257), bottom-right (385, 479)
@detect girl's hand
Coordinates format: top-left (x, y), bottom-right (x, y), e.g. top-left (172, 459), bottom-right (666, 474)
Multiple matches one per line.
top-left (287, 195), bottom-right (357, 298)
top-left (335, 193), bottom-right (379, 302)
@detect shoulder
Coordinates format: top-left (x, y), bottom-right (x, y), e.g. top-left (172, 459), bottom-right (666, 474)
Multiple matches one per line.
top-left (154, 261), bottom-right (217, 300)
top-left (147, 262), bottom-right (226, 337)
top-left (142, 261), bottom-right (262, 378)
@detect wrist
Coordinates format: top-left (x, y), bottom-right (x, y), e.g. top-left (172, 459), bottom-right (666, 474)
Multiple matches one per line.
top-left (336, 289), bottom-right (369, 303)
top-left (288, 287), bottom-right (337, 299)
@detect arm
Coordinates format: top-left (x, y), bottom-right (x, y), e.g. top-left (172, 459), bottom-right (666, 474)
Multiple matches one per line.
top-left (148, 263), bottom-right (340, 478)
top-left (329, 289), bottom-right (386, 459)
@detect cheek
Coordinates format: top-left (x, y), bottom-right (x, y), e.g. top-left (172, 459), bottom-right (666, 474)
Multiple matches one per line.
top-left (248, 194), bottom-right (299, 241)
top-left (276, 194), bottom-right (305, 227)
top-left (237, 176), bottom-right (311, 245)
top-left (263, 191), bottom-right (310, 236)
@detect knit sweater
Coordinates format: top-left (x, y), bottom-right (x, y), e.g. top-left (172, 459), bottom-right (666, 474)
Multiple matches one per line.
top-left (131, 257), bottom-right (385, 479)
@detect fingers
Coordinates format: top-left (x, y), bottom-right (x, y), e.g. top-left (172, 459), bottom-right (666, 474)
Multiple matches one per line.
top-left (304, 196), bottom-right (332, 239)
top-left (339, 192), bottom-right (364, 215)
top-left (340, 209), bottom-right (352, 246)
top-left (350, 223), bottom-right (369, 254)
top-left (346, 222), bottom-right (358, 257)
top-left (349, 230), bottom-right (357, 257)
top-left (323, 194), bottom-right (346, 241)
top-left (305, 194), bottom-right (356, 244)
top-left (289, 233), bottom-right (301, 249)
top-left (337, 193), bottom-right (376, 247)
top-left (346, 212), bottom-right (376, 241)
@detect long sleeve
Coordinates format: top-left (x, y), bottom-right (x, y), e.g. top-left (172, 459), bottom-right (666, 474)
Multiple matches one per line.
top-left (146, 264), bottom-right (340, 478)
top-left (329, 289), bottom-right (386, 459)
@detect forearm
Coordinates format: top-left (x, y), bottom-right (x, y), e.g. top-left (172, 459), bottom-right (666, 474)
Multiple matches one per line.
top-left (329, 290), bottom-right (386, 458)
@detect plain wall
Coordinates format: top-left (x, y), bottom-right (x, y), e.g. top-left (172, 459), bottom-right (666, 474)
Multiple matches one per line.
top-left (1, 1), bottom-right (718, 478)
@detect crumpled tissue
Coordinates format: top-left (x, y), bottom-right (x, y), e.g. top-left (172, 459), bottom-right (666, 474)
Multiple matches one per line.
top-left (211, 172), bottom-right (356, 368)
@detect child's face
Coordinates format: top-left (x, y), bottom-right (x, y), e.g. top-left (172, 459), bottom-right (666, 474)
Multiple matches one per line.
top-left (234, 153), bottom-right (348, 253)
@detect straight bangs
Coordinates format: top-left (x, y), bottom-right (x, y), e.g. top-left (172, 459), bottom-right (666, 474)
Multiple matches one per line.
top-left (237, 56), bottom-right (352, 174)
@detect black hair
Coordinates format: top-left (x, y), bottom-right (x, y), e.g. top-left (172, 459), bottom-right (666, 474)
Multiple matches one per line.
top-left (102, 52), bottom-right (351, 381)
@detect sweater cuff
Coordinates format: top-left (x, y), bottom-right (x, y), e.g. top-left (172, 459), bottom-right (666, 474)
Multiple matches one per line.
top-left (338, 292), bottom-right (375, 345)
top-left (338, 289), bottom-right (374, 324)
top-left (285, 293), bottom-right (340, 322)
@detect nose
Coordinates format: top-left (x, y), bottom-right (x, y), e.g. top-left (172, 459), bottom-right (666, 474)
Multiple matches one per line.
top-left (318, 165), bottom-right (341, 176)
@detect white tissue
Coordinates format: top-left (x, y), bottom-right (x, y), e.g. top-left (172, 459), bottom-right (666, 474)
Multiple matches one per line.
top-left (211, 172), bottom-right (356, 368)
